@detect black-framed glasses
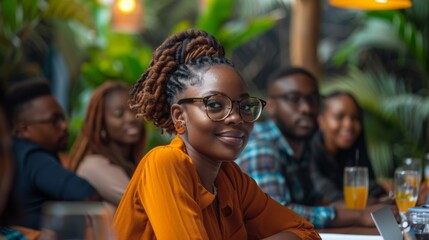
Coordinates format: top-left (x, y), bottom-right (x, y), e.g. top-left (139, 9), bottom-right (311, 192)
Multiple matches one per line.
top-left (177, 93), bottom-right (266, 123)
top-left (269, 92), bottom-right (320, 107)
top-left (25, 114), bottom-right (67, 127)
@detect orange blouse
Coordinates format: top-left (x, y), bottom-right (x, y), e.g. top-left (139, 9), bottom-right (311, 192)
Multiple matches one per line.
top-left (113, 136), bottom-right (320, 240)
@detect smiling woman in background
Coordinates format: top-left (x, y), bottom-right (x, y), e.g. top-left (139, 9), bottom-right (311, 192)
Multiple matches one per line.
top-left (310, 91), bottom-right (387, 203)
top-left (68, 81), bottom-right (147, 208)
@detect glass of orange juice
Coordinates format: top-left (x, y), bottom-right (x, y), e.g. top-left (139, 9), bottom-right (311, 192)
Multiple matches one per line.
top-left (394, 168), bottom-right (419, 218)
top-left (343, 166), bottom-right (368, 210)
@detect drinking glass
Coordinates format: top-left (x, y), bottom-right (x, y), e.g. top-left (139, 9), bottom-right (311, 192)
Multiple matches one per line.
top-left (39, 202), bottom-right (116, 240)
top-left (394, 168), bottom-right (419, 219)
top-left (424, 154), bottom-right (429, 186)
top-left (403, 157), bottom-right (422, 183)
top-left (343, 166), bottom-right (369, 210)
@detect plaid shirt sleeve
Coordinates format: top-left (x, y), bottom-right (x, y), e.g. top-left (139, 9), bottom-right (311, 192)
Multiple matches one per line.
top-left (237, 139), bottom-right (336, 229)
top-left (0, 227), bottom-right (27, 240)
top-left (237, 141), bottom-right (287, 204)
top-left (287, 204), bottom-right (336, 229)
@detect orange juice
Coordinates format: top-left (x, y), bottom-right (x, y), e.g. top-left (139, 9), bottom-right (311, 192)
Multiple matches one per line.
top-left (344, 186), bottom-right (368, 209)
top-left (395, 193), bottom-right (417, 213)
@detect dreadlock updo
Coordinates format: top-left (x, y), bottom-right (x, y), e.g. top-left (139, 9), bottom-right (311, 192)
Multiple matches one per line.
top-left (129, 29), bottom-right (234, 134)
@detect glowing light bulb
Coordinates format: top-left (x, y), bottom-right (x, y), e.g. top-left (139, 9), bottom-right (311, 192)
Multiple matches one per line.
top-left (117, 0), bottom-right (136, 13)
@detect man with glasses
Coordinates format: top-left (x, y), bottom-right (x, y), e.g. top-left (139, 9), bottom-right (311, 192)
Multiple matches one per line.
top-left (237, 67), bottom-right (381, 228)
top-left (5, 79), bottom-right (99, 230)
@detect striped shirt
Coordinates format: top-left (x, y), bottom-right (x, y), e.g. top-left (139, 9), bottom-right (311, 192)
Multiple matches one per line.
top-left (237, 120), bottom-right (335, 228)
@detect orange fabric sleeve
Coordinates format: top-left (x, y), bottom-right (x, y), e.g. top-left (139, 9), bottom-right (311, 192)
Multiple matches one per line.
top-left (114, 145), bottom-right (210, 239)
top-left (140, 147), bottom-right (210, 239)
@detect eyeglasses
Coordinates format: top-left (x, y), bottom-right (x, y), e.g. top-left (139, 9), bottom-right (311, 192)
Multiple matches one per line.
top-left (269, 93), bottom-right (320, 107)
top-left (177, 93), bottom-right (266, 123)
top-left (25, 114), bottom-right (67, 127)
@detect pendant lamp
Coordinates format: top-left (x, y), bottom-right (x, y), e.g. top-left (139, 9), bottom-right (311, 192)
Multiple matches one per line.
top-left (111, 0), bottom-right (143, 33)
top-left (329, 0), bottom-right (412, 10)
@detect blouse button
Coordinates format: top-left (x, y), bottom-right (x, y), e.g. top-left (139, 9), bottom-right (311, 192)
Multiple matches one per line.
top-left (222, 206), bottom-right (232, 217)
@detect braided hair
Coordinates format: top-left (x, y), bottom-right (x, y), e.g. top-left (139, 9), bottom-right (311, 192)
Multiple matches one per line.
top-left (69, 81), bottom-right (147, 177)
top-left (129, 29), bottom-right (234, 134)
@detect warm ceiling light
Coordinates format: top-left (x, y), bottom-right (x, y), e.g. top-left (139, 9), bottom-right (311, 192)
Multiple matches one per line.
top-left (117, 0), bottom-right (136, 13)
top-left (329, 0), bottom-right (412, 10)
top-left (111, 0), bottom-right (143, 33)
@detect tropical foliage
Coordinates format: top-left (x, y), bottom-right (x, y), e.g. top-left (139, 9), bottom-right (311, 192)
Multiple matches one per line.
top-left (0, 0), bottom-right (93, 84)
top-left (235, 0), bottom-right (291, 19)
top-left (172, 0), bottom-right (277, 55)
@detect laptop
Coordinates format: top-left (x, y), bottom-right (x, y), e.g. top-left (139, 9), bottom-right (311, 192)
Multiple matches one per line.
top-left (370, 206), bottom-right (403, 240)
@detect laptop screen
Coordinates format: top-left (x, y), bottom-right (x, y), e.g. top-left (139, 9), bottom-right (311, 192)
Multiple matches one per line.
top-left (370, 206), bottom-right (403, 240)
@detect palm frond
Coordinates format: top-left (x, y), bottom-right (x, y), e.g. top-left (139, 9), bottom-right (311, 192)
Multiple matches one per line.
top-left (236, 0), bottom-right (291, 19)
top-left (188, 0), bottom-right (277, 56)
top-left (332, 18), bottom-right (406, 67)
top-left (42, 0), bottom-right (94, 29)
top-left (0, 0), bottom-right (95, 82)
top-left (333, 5), bottom-right (429, 86)
top-left (381, 94), bottom-right (429, 140)
top-left (323, 67), bottom-right (407, 114)
top-left (367, 140), bottom-right (394, 180)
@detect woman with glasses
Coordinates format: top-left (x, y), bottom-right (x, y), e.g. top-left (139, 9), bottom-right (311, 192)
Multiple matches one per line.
top-left (113, 29), bottom-right (320, 239)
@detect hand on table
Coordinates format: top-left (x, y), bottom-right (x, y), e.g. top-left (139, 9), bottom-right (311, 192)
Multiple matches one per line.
top-left (417, 182), bottom-right (429, 206)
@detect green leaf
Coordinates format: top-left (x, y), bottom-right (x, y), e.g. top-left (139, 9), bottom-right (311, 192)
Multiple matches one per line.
top-left (43, 0), bottom-right (94, 29)
top-left (116, 55), bottom-right (145, 83)
top-left (1, 0), bottom-right (17, 33)
top-left (171, 20), bottom-right (192, 34)
top-left (364, 9), bottom-right (428, 86)
top-left (32, 0), bottom-right (46, 19)
top-left (22, 0), bottom-right (35, 22)
top-left (235, 0), bottom-right (291, 19)
top-left (220, 17), bottom-right (276, 51)
top-left (196, 0), bottom-right (234, 35)
top-left (332, 42), bottom-right (356, 66)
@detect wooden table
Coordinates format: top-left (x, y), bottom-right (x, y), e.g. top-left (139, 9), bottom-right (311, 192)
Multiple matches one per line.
top-left (318, 227), bottom-right (380, 235)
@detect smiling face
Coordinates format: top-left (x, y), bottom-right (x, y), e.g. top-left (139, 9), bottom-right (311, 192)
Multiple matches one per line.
top-left (104, 89), bottom-right (143, 146)
top-left (318, 94), bottom-right (362, 152)
top-left (266, 73), bottom-right (319, 141)
top-left (173, 65), bottom-right (254, 162)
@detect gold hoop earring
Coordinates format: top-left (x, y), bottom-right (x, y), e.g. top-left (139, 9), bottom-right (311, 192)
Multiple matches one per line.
top-left (174, 120), bottom-right (186, 135)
